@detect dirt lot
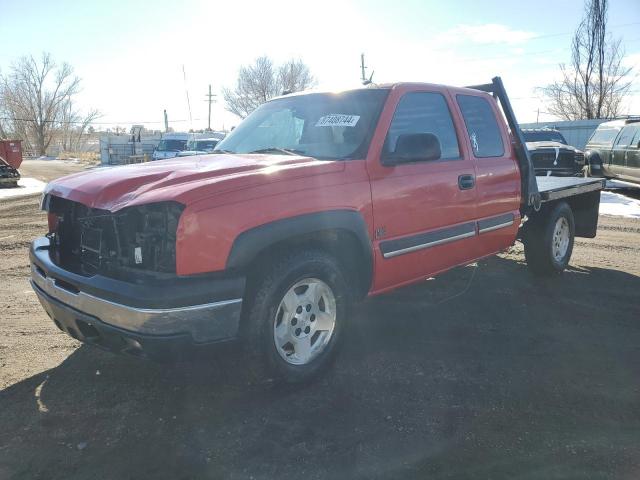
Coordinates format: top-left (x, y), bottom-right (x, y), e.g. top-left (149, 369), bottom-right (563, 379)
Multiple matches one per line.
top-left (1, 162), bottom-right (639, 479)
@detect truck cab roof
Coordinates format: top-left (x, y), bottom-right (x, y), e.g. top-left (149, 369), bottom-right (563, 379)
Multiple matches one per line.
top-left (274, 82), bottom-right (492, 101)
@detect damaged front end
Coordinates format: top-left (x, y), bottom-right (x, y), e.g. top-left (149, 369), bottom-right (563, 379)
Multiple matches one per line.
top-left (42, 194), bottom-right (184, 280)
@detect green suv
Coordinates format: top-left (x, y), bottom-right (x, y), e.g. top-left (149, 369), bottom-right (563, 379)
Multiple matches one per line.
top-left (585, 119), bottom-right (640, 184)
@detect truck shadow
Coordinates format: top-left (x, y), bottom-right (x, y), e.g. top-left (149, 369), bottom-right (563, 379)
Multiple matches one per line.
top-left (2, 255), bottom-right (640, 479)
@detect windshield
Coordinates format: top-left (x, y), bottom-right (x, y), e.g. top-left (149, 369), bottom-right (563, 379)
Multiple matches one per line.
top-left (156, 139), bottom-right (188, 152)
top-left (588, 127), bottom-right (621, 146)
top-left (187, 140), bottom-right (218, 150)
top-left (214, 89), bottom-right (389, 160)
top-left (523, 130), bottom-right (567, 144)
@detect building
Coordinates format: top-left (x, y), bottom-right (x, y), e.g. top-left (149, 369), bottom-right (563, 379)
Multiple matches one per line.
top-left (99, 128), bottom-right (162, 165)
top-left (520, 119), bottom-right (611, 150)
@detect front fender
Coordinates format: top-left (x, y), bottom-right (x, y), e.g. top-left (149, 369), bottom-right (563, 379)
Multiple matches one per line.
top-left (226, 210), bottom-right (373, 271)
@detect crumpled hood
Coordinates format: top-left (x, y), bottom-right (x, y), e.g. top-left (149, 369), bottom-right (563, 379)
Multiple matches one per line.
top-left (526, 141), bottom-right (580, 152)
top-left (45, 154), bottom-right (345, 211)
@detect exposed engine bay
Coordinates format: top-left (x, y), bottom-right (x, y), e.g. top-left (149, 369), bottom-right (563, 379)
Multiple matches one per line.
top-left (44, 195), bottom-right (183, 280)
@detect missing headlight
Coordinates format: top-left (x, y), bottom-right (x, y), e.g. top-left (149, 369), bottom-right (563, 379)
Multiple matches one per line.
top-left (47, 197), bottom-right (184, 279)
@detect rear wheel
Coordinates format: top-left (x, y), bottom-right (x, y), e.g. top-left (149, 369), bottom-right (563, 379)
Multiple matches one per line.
top-left (243, 249), bottom-right (350, 383)
top-left (523, 201), bottom-right (575, 276)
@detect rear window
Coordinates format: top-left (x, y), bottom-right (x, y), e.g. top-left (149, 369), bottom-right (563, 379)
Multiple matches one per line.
top-left (157, 139), bottom-right (187, 152)
top-left (588, 127), bottom-right (621, 146)
top-left (456, 95), bottom-right (505, 158)
top-left (523, 130), bottom-right (567, 144)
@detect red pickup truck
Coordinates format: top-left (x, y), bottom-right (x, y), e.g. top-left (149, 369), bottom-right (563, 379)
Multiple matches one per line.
top-left (31, 78), bottom-right (604, 382)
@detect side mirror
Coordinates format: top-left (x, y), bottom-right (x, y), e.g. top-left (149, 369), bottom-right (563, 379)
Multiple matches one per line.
top-left (382, 133), bottom-right (441, 165)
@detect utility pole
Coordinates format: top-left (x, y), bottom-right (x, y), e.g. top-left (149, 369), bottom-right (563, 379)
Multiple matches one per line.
top-left (360, 53), bottom-right (374, 85)
top-left (163, 109), bottom-right (169, 133)
top-left (205, 85), bottom-right (216, 131)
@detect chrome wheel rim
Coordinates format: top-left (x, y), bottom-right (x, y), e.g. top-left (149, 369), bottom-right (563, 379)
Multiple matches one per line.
top-left (552, 217), bottom-right (570, 262)
top-left (273, 278), bottom-right (337, 366)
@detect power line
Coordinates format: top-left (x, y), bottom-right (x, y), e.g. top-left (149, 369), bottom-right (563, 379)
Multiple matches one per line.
top-left (457, 37), bottom-right (640, 64)
top-left (511, 88), bottom-right (640, 101)
top-left (205, 84), bottom-right (216, 131)
top-left (0, 117), bottom-right (204, 125)
top-left (524, 21), bottom-right (640, 41)
top-left (182, 65), bottom-right (193, 132)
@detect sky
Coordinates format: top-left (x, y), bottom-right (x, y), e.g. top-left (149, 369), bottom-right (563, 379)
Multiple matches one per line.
top-left (1, 0), bottom-right (639, 132)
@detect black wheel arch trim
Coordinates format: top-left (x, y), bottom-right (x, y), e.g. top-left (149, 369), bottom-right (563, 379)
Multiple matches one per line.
top-left (585, 150), bottom-right (604, 167)
top-left (226, 209), bottom-right (374, 285)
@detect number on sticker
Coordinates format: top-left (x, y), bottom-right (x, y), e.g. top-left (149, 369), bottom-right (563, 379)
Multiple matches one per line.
top-left (315, 115), bottom-right (360, 127)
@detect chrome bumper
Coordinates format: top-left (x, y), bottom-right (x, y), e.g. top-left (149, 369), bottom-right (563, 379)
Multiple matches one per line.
top-left (30, 262), bottom-right (243, 344)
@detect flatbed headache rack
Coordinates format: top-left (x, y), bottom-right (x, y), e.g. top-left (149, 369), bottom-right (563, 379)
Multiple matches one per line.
top-left (467, 77), bottom-right (606, 214)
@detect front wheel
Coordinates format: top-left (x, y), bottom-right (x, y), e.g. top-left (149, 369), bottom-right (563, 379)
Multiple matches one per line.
top-left (523, 201), bottom-right (575, 276)
top-left (243, 250), bottom-right (351, 383)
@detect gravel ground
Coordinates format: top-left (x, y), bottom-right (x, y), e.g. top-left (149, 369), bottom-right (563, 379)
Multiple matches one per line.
top-left (1, 162), bottom-right (639, 479)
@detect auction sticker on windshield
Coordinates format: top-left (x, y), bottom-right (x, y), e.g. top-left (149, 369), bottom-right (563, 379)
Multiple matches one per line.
top-left (315, 114), bottom-right (360, 127)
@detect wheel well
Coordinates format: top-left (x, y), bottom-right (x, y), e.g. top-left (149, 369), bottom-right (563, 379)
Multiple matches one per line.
top-left (524, 192), bottom-right (598, 239)
top-left (585, 150), bottom-right (603, 167)
top-left (243, 229), bottom-right (372, 300)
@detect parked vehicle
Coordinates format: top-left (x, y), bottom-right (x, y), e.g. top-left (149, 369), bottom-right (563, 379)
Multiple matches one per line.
top-left (585, 119), bottom-right (640, 183)
top-left (177, 137), bottom-right (222, 157)
top-left (31, 77), bottom-right (604, 383)
top-left (522, 128), bottom-right (585, 176)
top-left (151, 133), bottom-right (190, 160)
top-left (0, 139), bottom-right (23, 188)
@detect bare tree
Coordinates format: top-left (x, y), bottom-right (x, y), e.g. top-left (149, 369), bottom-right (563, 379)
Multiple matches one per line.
top-left (278, 59), bottom-right (314, 95)
top-left (223, 56), bottom-right (315, 118)
top-left (58, 98), bottom-right (100, 152)
top-left (0, 53), bottom-right (99, 155)
top-left (542, 0), bottom-right (633, 120)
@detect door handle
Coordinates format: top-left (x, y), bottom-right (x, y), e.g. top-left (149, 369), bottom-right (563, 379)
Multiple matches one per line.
top-left (458, 174), bottom-right (475, 190)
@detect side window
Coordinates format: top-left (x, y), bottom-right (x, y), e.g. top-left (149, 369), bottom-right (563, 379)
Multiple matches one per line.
top-left (631, 127), bottom-right (640, 148)
top-left (615, 126), bottom-right (638, 147)
top-left (456, 94), bottom-right (505, 158)
top-left (384, 92), bottom-right (460, 160)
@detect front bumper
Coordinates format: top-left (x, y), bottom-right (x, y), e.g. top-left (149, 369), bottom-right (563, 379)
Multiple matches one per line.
top-left (30, 236), bottom-right (245, 359)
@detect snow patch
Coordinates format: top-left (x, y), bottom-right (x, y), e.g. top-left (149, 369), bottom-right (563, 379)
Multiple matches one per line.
top-left (600, 191), bottom-right (640, 219)
top-left (0, 177), bottom-right (46, 200)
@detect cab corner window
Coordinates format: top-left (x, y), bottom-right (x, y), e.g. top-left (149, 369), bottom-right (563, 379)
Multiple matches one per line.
top-left (384, 92), bottom-right (460, 162)
top-left (456, 94), bottom-right (505, 158)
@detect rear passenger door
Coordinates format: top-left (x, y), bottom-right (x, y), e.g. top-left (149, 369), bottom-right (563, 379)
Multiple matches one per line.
top-left (621, 126), bottom-right (640, 181)
top-left (454, 93), bottom-right (521, 259)
top-left (611, 125), bottom-right (637, 177)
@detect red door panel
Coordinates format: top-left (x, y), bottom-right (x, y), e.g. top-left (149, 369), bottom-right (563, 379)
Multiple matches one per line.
top-left (365, 85), bottom-right (480, 294)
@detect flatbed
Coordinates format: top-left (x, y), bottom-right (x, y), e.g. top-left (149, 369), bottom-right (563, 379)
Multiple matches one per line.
top-left (537, 176), bottom-right (605, 202)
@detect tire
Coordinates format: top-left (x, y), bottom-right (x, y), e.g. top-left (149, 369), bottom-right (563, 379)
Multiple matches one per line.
top-left (242, 249), bottom-right (351, 384)
top-left (523, 201), bottom-right (575, 276)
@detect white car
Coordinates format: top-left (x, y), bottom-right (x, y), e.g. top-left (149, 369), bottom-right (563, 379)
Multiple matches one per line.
top-left (177, 138), bottom-right (221, 157)
top-left (152, 133), bottom-right (190, 160)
